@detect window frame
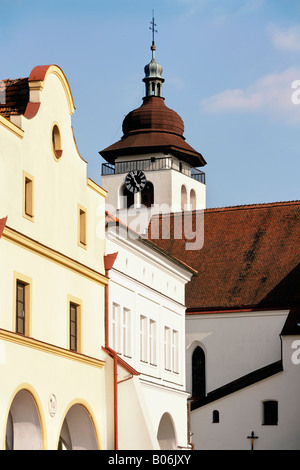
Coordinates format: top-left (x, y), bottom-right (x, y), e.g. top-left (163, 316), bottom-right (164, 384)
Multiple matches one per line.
top-left (78, 204), bottom-right (87, 249)
top-left (14, 272), bottom-right (32, 336)
top-left (23, 171), bottom-right (34, 221)
top-left (68, 296), bottom-right (82, 353)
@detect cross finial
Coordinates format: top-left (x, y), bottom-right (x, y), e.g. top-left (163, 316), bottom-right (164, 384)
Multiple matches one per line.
top-left (149, 11), bottom-right (158, 51)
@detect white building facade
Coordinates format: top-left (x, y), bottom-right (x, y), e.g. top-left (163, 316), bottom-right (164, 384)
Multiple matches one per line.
top-left (105, 216), bottom-right (195, 449)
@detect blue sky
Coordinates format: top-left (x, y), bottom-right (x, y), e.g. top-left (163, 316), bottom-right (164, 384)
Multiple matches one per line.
top-left (1, 0), bottom-right (300, 208)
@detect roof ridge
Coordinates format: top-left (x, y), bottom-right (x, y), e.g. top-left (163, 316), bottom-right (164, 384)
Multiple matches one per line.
top-left (205, 200), bottom-right (300, 213)
top-left (149, 200), bottom-right (300, 219)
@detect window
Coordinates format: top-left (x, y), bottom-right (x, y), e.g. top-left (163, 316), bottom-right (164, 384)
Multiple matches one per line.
top-left (52, 124), bottom-right (62, 160)
top-left (172, 330), bottom-right (179, 373)
top-left (181, 185), bottom-right (187, 210)
top-left (68, 297), bottom-right (81, 352)
top-left (212, 410), bottom-right (220, 423)
top-left (192, 346), bottom-right (206, 398)
top-left (122, 185), bottom-right (134, 209)
top-left (123, 308), bottom-right (131, 358)
top-left (164, 326), bottom-right (179, 373)
top-left (112, 303), bottom-right (119, 353)
top-left (111, 303), bottom-right (131, 357)
top-left (140, 315), bottom-right (148, 363)
top-left (263, 400), bottom-right (278, 425)
top-left (16, 281), bottom-right (26, 334)
top-left (15, 274), bottom-right (31, 336)
top-left (149, 319), bottom-right (157, 365)
top-left (141, 182), bottom-right (154, 208)
top-left (190, 189), bottom-right (196, 211)
top-left (23, 172), bottom-right (34, 221)
top-left (140, 315), bottom-right (157, 365)
top-left (69, 303), bottom-right (78, 351)
top-left (78, 205), bottom-right (87, 248)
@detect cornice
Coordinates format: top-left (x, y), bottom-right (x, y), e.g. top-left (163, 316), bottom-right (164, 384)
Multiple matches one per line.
top-left (0, 115), bottom-right (24, 139)
top-left (0, 328), bottom-right (105, 369)
top-left (2, 225), bottom-right (108, 286)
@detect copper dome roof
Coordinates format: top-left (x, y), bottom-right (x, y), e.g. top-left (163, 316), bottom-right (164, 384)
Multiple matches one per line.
top-left (122, 96), bottom-right (184, 137)
top-left (100, 96), bottom-right (206, 167)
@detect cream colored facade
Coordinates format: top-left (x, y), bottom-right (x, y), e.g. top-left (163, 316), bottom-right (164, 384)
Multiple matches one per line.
top-left (0, 65), bottom-right (114, 449)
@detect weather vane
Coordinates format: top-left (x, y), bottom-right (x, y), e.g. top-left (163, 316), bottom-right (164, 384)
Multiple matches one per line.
top-left (149, 11), bottom-right (158, 49)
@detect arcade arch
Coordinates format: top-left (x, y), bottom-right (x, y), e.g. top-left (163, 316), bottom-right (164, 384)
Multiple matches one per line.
top-left (58, 403), bottom-right (99, 450)
top-left (5, 388), bottom-right (43, 450)
top-left (157, 412), bottom-right (177, 450)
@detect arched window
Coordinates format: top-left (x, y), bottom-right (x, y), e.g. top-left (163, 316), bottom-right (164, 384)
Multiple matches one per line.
top-left (190, 189), bottom-right (196, 211)
top-left (181, 185), bottom-right (187, 210)
top-left (212, 410), bottom-right (219, 423)
top-left (141, 182), bottom-right (154, 208)
top-left (122, 185), bottom-right (134, 209)
top-left (192, 346), bottom-right (206, 398)
top-left (262, 400), bottom-right (278, 425)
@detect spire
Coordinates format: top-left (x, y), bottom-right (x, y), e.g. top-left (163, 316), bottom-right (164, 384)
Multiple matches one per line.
top-left (143, 12), bottom-right (164, 98)
top-left (150, 12), bottom-right (157, 59)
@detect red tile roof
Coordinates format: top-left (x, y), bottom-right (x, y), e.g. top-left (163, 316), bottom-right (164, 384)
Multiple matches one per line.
top-left (148, 201), bottom-right (300, 311)
top-left (0, 78), bottom-right (29, 119)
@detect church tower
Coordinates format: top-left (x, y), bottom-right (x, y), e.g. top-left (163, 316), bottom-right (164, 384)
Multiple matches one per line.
top-left (100, 16), bottom-right (206, 222)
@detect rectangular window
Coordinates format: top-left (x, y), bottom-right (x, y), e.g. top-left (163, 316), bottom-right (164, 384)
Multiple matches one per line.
top-left (15, 274), bottom-right (31, 336)
top-left (263, 401), bottom-right (278, 425)
top-left (111, 304), bottom-right (131, 357)
top-left (172, 330), bottom-right (179, 373)
top-left (149, 319), bottom-right (157, 365)
top-left (123, 307), bottom-right (131, 358)
top-left (69, 297), bottom-right (81, 352)
top-left (16, 281), bottom-right (26, 334)
top-left (78, 205), bottom-right (87, 248)
top-left (164, 326), bottom-right (179, 373)
top-left (139, 316), bottom-right (157, 365)
top-left (140, 315), bottom-right (148, 363)
top-left (23, 172), bottom-right (34, 221)
top-left (70, 303), bottom-right (77, 351)
top-left (164, 327), bottom-right (171, 371)
top-left (111, 302), bottom-right (119, 352)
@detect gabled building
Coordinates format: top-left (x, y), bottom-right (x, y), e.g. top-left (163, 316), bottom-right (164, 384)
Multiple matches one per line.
top-left (105, 212), bottom-right (195, 449)
top-left (149, 202), bottom-right (300, 450)
top-left (0, 65), bottom-right (113, 450)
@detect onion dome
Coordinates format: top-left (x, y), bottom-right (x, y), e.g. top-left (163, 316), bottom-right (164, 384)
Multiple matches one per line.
top-left (100, 17), bottom-right (206, 168)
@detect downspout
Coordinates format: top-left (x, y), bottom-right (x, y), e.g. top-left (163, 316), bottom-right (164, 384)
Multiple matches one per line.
top-left (104, 253), bottom-right (118, 450)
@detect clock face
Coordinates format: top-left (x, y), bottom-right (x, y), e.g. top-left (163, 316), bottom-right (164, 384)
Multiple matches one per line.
top-left (125, 170), bottom-right (147, 193)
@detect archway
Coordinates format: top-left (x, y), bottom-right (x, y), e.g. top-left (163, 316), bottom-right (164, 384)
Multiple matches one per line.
top-left (121, 184), bottom-right (134, 209)
top-left (141, 181), bottom-right (154, 207)
top-left (157, 412), bottom-right (177, 450)
top-left (58, 404), bottom-right (98, 450)
top-left (5, 389), bottom-right (43, 450)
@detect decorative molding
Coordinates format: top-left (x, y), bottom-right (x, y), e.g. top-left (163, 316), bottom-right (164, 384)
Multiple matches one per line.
top-left (2, 226), bottom-right (108, 286)
top-left (0, 115), bottom-right (24, 139)
top-left (0, 328), bottom-right (105, 369)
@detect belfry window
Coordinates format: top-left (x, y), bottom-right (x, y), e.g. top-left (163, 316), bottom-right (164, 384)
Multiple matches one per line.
top-left (122, 185), bottom-right (134, 209)
top-left (141, 182), bottom-right (154, 207)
